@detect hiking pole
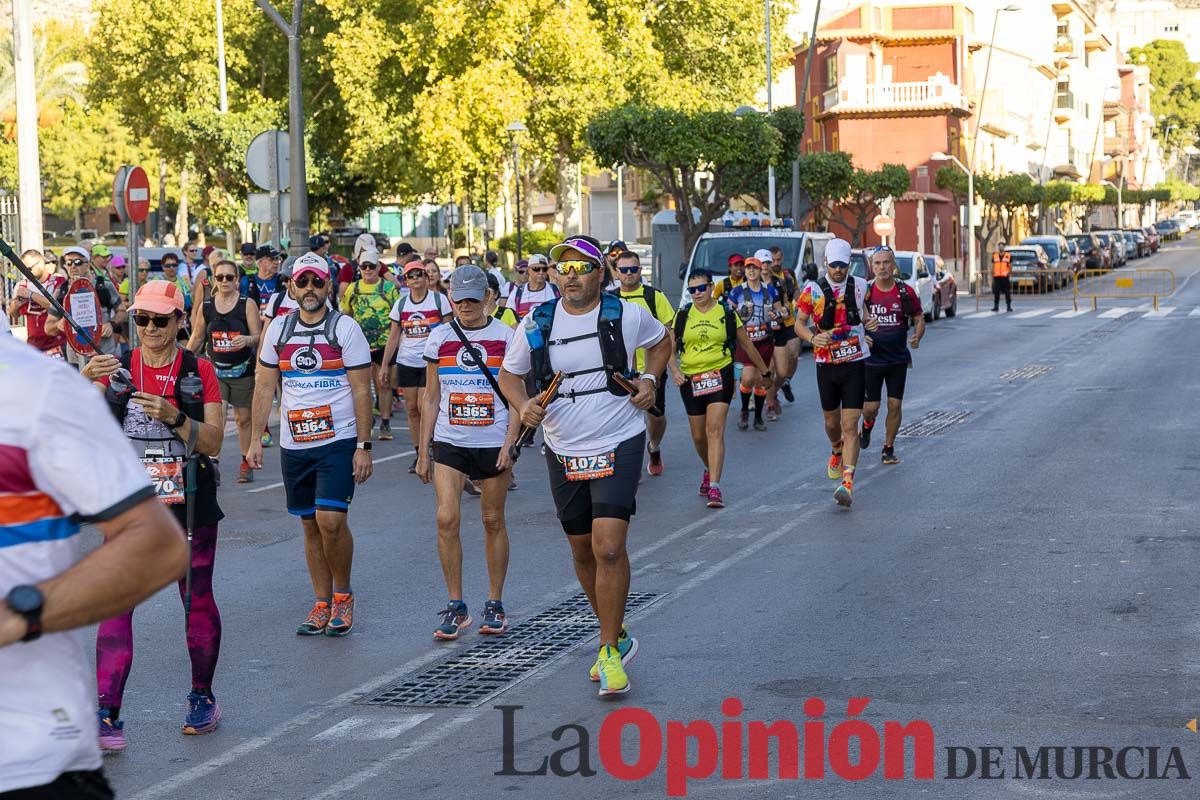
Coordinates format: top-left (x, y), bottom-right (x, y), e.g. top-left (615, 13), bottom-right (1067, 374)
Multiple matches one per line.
top-left (509, 370), bottom-right (563, 462)
top-left (0, 237), bottom-right (100, 351)
top-left (613, 372), bottom-right (664, 417)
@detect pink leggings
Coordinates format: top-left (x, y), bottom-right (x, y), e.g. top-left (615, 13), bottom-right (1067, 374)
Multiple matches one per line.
top-left (96, 524), bottom-right (222, 709)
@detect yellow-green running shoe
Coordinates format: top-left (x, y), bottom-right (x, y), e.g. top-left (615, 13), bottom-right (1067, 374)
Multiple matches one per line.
top-left (596, 644), bottom-right (630, 696)
top-left (590, 626), bottom-right (638, 681)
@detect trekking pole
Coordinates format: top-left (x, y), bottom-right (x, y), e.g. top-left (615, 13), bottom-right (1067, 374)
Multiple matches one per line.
top-left (509, 370), bottom-right (563, 462)
top-left (0, 237), bottom-right (100, 351)
top-left (613, 372), bottom-right (664, 417)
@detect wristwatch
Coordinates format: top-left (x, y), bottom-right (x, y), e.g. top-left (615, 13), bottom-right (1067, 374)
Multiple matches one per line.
top-left (6, 585), bottom-right (44, 642)
top-left (640, 373), bottom-right (658, 387)
top-left (356, 441), bottom-right (372, 451)
top-left (168, 409), bottom-right (187, 429)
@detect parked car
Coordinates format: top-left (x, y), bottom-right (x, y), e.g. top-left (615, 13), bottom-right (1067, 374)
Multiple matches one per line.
top-left (1064, 239), bottom-right (1085, 273)
top-left (892, 251), bottom-right (936, 319)
top-left (1174, 214), bottom-right (1194, 233)
top-left (1020, 235), bottom-right (1072, 287)
top-left (1141, 226), bottom-right (1160, 253)
top-left (1067, 233), bottom-right (1110, 270)
top-left (1004, 245), bottom-right (1053, 293)
top-left (922, 254), bottom-right (958, 319)
top-left (1094, 231), bottom-right (1124, 266)
top-left (1155, 218), bottom-right (1181, 241)
top-left (1127, 229), bottom-right (1149, 258)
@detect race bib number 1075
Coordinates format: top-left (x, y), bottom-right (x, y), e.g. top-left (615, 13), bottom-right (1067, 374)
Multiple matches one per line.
top-left (561, 451), bottom-right (616, 482)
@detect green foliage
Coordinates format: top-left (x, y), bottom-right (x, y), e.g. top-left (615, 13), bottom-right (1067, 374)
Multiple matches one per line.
top-left (1129, 40), bottom-right (1200, 140)
top-left (833, 162), bottom-right (911, 246)
top-left (497, 228), bottom-right (562, 258)
top-left (1042, 180), bottom-right (1075, 206)
top-left (795, 151), bottom-right (853, 228)
top-left (38, 101), bottom-right (147, 221)
top-left (1155, 179), bottom-right (1200, 201)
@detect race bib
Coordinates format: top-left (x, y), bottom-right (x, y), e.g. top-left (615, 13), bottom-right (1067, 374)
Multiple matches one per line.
top-left (829, 335), bottom-right (864, 364)
top-left (402, 318), bottom-right (432, 338)
top-left (448, 392), bottom-right (495, 426)
top-left (210, 330), bottom-right (239, 352)
top-left (142, 457), bottom-right (185, 505)
top-left (745, 322), bottom-right (768, 342)
top-left (287, 405), bottom-right (336, 442)
top-left (691, 370), bottom-right (723, 396)
top-left (560, 451), bottom-right (616, 482)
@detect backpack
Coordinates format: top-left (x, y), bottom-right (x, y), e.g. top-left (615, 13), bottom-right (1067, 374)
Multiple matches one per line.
top-left (393, 291), bottom-right (446, 322)
top-left (514, 283), bottom-right (560, 313)
top-left (274, 309), bottom-right (346, 356)
top-left (673, 302), bottom-right (737, 356)
top-left (817, 275), bottom-right (864, 331)
top-left (864, 280), bottom-right (920, 329)
top-left (608, 284), bottom-right (668, 321)
top-left (525, 293), bottom-right (631, 398)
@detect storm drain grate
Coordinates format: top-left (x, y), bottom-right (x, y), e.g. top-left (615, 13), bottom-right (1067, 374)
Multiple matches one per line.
top-left (897, 409), bottom-right (972, 437)
top-left (1000, 364), bottom-right (1054, 382)
top-left (357, 592), bottom-right (663, 708)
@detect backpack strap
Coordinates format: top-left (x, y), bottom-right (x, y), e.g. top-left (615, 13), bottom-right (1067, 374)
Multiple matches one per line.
top-left (323, 310), bottom-right (343, 351)
top-left (276, 310), bottom-right (301, 357)
top-left (550, 283), bottom-right (561, 299)
top-left (514, 285), bottom-right (524, 311)
top-left (673, 303), bottom-right (690, 353)
top-left (723, 305), bottom-right (737, 354)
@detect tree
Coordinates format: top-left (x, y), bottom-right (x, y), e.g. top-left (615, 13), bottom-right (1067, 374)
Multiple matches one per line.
top-left (984, 173), bottom-right (1042, 242)
top-left (833, 163), bottom-right (911, 246)
top-left (587, 104), bottom-right (784, 262)
top-left (747, 107), bottom-right (806, 214)
top-left (1071, 184), bottom-right (1105, 230)
top-left (1129, 40), bottom-right (1200, 142)
top-left (795, 151), bottom-right (854, 230)
top-left (0, 24), bottom-right (86, 135)
top-left (936, 166), bottom-right (999, 267)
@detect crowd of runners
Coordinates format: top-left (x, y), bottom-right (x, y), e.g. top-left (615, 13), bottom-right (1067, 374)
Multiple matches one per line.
top-left (0, 231), bottom-right (930, 798)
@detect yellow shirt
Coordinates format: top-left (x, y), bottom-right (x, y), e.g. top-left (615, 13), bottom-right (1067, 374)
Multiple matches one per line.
top-left (711, 274), bottom-right (744, 300)
top-left (492, 305), bottom-right (519, 328)
top-left (679, 301), bottom-right (743, 375)
top-left (617, 285), bottom-right (676, 373)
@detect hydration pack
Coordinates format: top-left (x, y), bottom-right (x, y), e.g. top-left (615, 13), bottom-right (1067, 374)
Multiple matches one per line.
top-left (525, 294), bottom-right (632, 399)
top-left (673, 302), bottom-right (737, 356)
top-left (817, 276), bottom-right (864, 331)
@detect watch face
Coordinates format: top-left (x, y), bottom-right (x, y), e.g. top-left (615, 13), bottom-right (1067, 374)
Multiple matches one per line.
top-left (8, 585), bottom-right (42, 614)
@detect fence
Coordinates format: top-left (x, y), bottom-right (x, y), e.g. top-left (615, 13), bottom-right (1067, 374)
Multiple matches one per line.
top-left (0, 195), bottom-right (18, 318)
top-left (975, 268), bottom-right (1079, 311)
top-left (975, 267), bottom-right (1175, 311)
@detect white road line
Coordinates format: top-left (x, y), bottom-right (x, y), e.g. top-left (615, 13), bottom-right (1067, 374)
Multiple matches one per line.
top-left (246, 450), bottom-right (416, 493)
top-left (1143, 306), bottom-right (1176, 318)
top-left (1052, 309), bottom-right (1092, 318)
top-left (1012, 308), bottom-right (1060, 319)
top-left (964, 310), bottom-right (1002, 320)
top-left (1190, 307), bottom-right (1200, 317)
top-left (1099, 307), bottom-right (1135, 318)
top-left (310, 713), bottom-right (432, 742)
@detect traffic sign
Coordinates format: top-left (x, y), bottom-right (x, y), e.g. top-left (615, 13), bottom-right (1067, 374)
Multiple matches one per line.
top-left (112, 166), bottom-right (129, 223)
top-left (872, 214), bottom-right (894, 237)
top-left (124, 166), bottom-right (150, 224)
top-left (246, 130), bottom-right (290, 191)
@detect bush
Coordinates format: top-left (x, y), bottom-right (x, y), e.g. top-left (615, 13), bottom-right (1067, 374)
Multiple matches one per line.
top-left (497, 229), bottom-right (562, 258)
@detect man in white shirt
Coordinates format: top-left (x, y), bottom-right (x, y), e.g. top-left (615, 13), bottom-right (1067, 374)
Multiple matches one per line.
top-left (499, 235), bottom-right (671, 698)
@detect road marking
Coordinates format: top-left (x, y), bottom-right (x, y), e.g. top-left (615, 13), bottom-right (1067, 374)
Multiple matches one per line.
top-left (964, 310), bottom-right (1002, 320)
top-left (246, 450), bottom-right (416, 493)
top-left (1143, 306), bottom-right (1176, 318)
top-left (1190, 308), bottom-right (1200, 317)
top-left (1052, 309), bottom-right (1092, 318)
top-left (1011, 308), bottom-right (1059, 318)
top-left (310, 713), bottom-right (432, 742)
top-left (1098, 307), bottom-right (1135, 318)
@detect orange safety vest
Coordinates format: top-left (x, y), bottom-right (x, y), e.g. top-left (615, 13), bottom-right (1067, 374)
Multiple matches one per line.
top-left (991, 251), bottom-right (1012, 278)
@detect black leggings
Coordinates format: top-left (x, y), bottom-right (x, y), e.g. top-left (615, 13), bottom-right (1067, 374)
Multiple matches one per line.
top-left (992, 276), bottom-right (1011, 309)
top-left (0, 770), bottom-right (113, 800)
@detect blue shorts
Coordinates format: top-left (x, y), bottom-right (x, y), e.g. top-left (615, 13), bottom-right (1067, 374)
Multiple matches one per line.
top-left (280, 437), bottom-right (357, 517)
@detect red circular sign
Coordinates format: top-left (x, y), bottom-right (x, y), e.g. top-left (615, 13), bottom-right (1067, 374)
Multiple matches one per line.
top-left (124, 166), bottom-right (151, 225)
top-left (62, 277), bottom-right (103, 356)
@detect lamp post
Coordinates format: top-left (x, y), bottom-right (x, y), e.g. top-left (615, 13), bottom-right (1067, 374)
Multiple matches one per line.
top-left (931, 151), bottom-right (973, 285)
top-left (506, 121), bottom-right (527, 259)
top-left (764, 0), bottom-right (776, 219)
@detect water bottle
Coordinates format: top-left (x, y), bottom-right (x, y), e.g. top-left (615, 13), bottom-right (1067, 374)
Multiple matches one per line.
top-left (104, 367), bottom-right (135, 420)
top-left (733, 362), bottom-right (743, 384)
top-left (178, 373), bottom-right (204, 420)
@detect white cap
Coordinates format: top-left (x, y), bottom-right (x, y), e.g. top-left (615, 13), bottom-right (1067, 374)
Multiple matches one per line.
top-left (753, 248), bottom-right (774, 263)
top-left (825, 238), bottom-right (852, 266)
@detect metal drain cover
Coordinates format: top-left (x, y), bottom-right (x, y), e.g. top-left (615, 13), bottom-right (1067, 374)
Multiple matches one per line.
top-left (897, 409), bottom-right (972, 437)
top-left (1000, 364), bottom-right (1054, 381)
top-left (357, 592), bottom-right (664, 708)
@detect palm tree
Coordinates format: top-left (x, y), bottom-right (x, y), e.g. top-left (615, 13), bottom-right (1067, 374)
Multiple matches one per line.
top-left (0, 29), bottom-right (86, 135)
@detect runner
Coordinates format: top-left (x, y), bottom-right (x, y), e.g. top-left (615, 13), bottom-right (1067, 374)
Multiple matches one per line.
top-left (0, 334), bottom-right (186, 799)
top-left (249, 245), bottom-right (282, 320)
top-left (159, 251), bottom-right (194, 318)
top-left (669, 269), bottom-right (771, 508)
top-left (246, 253), bottom-right (375, 636)
top-left (767, 245), bottom-right (801, 414)
top-left (381, 259), bottom-right (449, 473)
top-left (499, 235), bottom-right (671, 697)
top-left (80, 280), bottom-right (226, 745)
top-left (416, 266), bottom-right (521, 639)
top-left (794, 238), bottom-right (878, 508)
top-left (484, 250), bottom-right (509, 301)
top-left (187, 259), bottom-right (262, 483)
top-left (611, 249), bottom-right (675, 475)
top-left (728, 256), bottom-right (782, 432)
top-left (860, 246), bottom-right (924, 465)
top-left (7, 249), bottom-right (66, 358)
top-left (342, 250), bottom-right (401, 441)
top-left (46, 246), bottom-right (123, 360)
top-left (505, 254), bottom-right (559, 319)
top-left (712, 253), bottom-right (746, 299)
top-left (486, 272), bottom-right (519, 328)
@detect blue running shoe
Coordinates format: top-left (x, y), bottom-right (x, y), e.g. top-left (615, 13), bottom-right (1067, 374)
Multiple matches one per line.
top-left (479, 600), bottom-right (508, 634)
top-left (182, 691), bottom-right (221, 735)
top-left (98, 709), bottom-right (126, 752)
top-left (434, 601), bottom-right (472, 640)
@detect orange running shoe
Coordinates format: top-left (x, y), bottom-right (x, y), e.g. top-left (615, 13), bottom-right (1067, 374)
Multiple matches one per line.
top-left (326, 592), bottom-right (354, 636)
top-left (297, 600), bottom-right (330, 636)
top-left (826, 452), bottom-right (843, 480)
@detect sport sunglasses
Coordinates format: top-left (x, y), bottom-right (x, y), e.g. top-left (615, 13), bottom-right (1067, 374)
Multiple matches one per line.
top-left (616, 266), bottom-right (640, 275)
top-left (687, 283), bottom-right (712, 294)
top-left (554, 260), bottom-right (600, 276)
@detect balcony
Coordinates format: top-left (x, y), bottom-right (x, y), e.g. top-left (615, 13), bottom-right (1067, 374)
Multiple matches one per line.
top-left (1054, 90), bottom-right (1081, 122)
top-left (1054, 34), bottom-right (1074, 54)
top-left (820, 75), bottom-right (967, 116)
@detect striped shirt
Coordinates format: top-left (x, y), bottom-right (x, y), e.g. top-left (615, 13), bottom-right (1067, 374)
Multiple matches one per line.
top-left (422, 319), bottom-right (514, 448)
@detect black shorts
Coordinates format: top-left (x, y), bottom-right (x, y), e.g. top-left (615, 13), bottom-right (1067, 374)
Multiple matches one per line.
top-left (864, 362), bottom-right (910, 403)
top-left (816, 361), bottom-right (866, 412)
top-left (679, 363), bottom-right (736, 416)
top-left (395, 363), bottom-right (426, 388)
top-left (2, 769), bottom-right (114, 799)
top-left (433, 441), bottom-right (506, 481)
top-left (280, 437), bottom-right (357, 517)
top-left (773, 325), bottom-right (798, 346)
top-left (370, 348), bottom-right (385, 366)
top-left (545, 433), bottom-right (644, 535)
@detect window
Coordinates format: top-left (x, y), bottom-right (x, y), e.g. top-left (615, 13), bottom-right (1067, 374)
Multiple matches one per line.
top-left (1056, 19), bottom-right (1069, 37)
top-left (1165, 24), bottom-right (1179, 32)
top-left (825, 55), bottom-right (838, 89)
top-left (831, 131), bottom-right (839, 152)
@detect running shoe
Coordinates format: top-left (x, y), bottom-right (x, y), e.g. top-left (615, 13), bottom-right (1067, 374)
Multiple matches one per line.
top-left (237, 459), bottom-right (253, 484)
top-left (261, 430), bottom-right (273, 448)
top-left (325, 593), bottom-right (354, 636)
top-left (408, 458), bottom-right (418, 474)
top-left (182, 692), bottom-right (221, 735)
top-left (98, 709), bottom-right (126, 752)
top-left (377, 420), bottom-right (394, 441)
top-left (508, 477), bottom-right (518, 491)
top-left (765, 407), bottom-right (780, 423)
top-left (737, 410), bottom-right (750, 430)
top-left (590, 626), bottom-right (638, 681)
top-left (707, 486), bottom-right (725, 508)
top-left (826, 452), bottom-right (844, 480)
top-left (834, 478), bottom-right (854, 508)
top-left (596, 644), bottom-right (630, 696)
top-left (463, 479), bottom-right (482, 497)
top-left (434, 602), bottom-right (472, 640)
top-left (297, 600), bottom-right (330, 636)
top-left (754, 418), bottom-right (767, 431)
top-left (860, 421), bottom-right (873, 450)
top-left (647, 448), bottom-right (663, 476)
top-left (698, 470), bottom-right (710, 496)
top-left (781, 379), bottom-right (795, 403)
top-left (479, 600), bottom-right (508, 634)
top-left (881, 446), bottom-right (900, 465)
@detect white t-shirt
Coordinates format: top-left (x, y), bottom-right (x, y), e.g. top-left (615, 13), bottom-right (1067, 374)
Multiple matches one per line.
top-left (504, 283), bottom-right (558, 319)
top-left (0, 336), bottom-right (155, 793)
top-left (389, 291), bottom-right (448, 367)
top-left (501, 300), bottom-right (666, 456)
top-left (488, 267), bottom-right (510, 298)
top-left (0, 308), bottom-right (10, 335)
top-left (423, 318), bottom-right (514, 448)
top-left (258, 311), bottom-right (372, 449)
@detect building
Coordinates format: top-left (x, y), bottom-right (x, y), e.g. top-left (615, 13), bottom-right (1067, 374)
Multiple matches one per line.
top-left (1093, 0), bottom-right (1200, 64)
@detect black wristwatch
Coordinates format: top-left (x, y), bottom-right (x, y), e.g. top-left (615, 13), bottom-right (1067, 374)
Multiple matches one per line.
top-left (356, 441), bottom-right (372, 452)
top-left (168, 410), bottom-right (187, 429)
top-left (7, 585), bottom-right (44, 642)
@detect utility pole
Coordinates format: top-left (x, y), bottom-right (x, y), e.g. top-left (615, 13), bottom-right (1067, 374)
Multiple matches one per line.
top-left (12, 0), bottom-right (42, 252)
top-left (216, 0), bottom-right (229, 113)
top-left (256, 0), bottom-right (309, 256)
top-left (795, 0), bottom-right (822, 228)
top-left (765, 0), bottom-right (775, 220)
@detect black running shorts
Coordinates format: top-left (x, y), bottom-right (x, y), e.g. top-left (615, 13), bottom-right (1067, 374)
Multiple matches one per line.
top-left (394, 363), bottom-right (426, 388)
top-left (679, 363), bottom-right (736, 416)
top-left (864, 362), bottom-right (909, 403)
top-left (433, 441), bottom-right (506, 481)
top-left (545, 433), bottom-right (644, 535)
top-left (815, 361), bottom-right (867, 412)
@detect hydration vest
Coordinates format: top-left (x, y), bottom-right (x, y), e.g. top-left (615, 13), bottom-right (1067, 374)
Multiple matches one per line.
top-left (275, 309), bottom-right (346, 356)
top-left (513, 283), bottom-right (561, 315)
top-left (673, 302), bottom-right (738, 356)
top-left (116, 348), bottom-right (206, 427)
top-left (525, 294), bottom-right (632, 399)
top-left (817, 276), bottom-right (864, 331)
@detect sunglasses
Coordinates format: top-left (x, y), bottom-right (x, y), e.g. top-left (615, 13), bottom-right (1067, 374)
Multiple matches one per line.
top-left (361, 263), bottom-right (379, 269)
top-left (64, 259), bottom-right (85, 267)
top-left (214, 274), bottom-right (238, 282)
top-left (515, 268), bottom-right (528, 274)
top-left (530, 266), bottom-right (548, 273)
top-left (827, 263), bottom-right (849, 271)
top-left (617, 266), bottom-right (640, 275)
top-left (555, 260), bottom-right (599, 276)
top-left (293, 276), bottom-right (326, 289)
top-left (687, 283), bottom-right (712, 294)
top-left (184, 249), bottom-right (196, 254)
top-left (133, 313), bottom-right (175, 328)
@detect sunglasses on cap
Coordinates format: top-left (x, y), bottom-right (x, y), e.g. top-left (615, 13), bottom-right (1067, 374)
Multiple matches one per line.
top-left (133, 313), bottom-right (176, 328)
top-left (554, 260), bottom-right (600, 276)
top-left (293, 275), bottom-right (326, 289)
top-left (616, 266), bottom-right (640, 275)
top-left (686, 283), bottom-right (712, 294)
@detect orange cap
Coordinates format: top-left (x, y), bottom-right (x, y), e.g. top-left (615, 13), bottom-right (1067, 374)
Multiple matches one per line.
top-left (129, 280), bottom-right (185, 316)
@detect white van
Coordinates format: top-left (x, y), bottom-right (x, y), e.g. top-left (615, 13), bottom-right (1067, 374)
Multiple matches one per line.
top-left (678, 229), bottom-right (834, 306)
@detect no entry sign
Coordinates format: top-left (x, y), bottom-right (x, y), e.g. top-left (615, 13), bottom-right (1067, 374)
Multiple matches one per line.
top-left (113, 165), bottom-right (150, 224)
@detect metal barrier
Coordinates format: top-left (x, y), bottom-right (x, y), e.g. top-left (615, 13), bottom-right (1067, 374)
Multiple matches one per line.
top-left (1075, 268), bottom-right (1175, 310)
top-left (976, 268), bottom-right (1079, 311)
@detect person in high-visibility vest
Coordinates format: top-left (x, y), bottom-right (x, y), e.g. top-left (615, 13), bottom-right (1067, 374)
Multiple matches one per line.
top-left (991, 240), bottom-right (1013, 313)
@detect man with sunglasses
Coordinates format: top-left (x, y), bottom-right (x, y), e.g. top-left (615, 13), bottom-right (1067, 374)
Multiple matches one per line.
top-left (499, 235), bottom-right (671, 697)
top-left (159, 252), bottom-right (194, 317)
top-left (342, 249), bottom-right (401, 441)
top-left (611, 249), bottom-right (675, 475)
top-left (505, 253), bottom-right (559, 319)
top-left (794, 238), bottom-right (878, 508)
top-left (248, 253), bottom-right (374, 637)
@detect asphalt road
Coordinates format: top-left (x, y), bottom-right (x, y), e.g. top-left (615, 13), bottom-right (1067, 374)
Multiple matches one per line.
top-left (93, 235), bottom-right (1200, 799)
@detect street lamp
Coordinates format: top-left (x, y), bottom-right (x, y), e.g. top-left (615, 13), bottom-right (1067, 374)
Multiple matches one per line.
top-left (931, 150), bottom-right (974, 287)
top-left (763, 0), bottom-right (776, 220)
top-left (506, 121), bottom-right (527, 258)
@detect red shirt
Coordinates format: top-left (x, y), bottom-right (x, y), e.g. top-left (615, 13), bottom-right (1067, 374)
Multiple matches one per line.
top-left (17, 275), bottom-right (66, 352)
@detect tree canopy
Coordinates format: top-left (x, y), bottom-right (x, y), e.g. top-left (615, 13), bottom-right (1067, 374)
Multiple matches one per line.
top-left (1129, 40), bottom-right (1200, 142)
top-left (833, 163), bottom-right (911, 246)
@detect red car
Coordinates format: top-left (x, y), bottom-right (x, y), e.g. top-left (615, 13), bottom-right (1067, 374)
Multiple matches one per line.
top-left (921, 254), bottom-right (959, 319)
top-left (1142, 226), bottom-right (1160, 253)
